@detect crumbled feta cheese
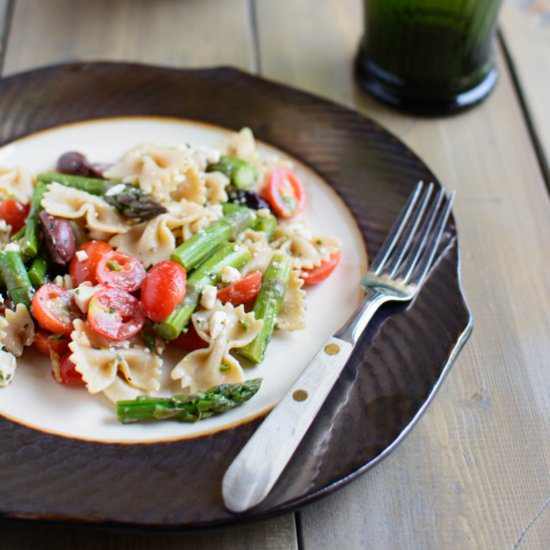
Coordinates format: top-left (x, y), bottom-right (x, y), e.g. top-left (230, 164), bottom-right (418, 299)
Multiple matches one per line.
top-left (72, 282), bottom-right (100, 313)
top-left (210, 204), bottom-right (223, 218)
top-left (200, 285), bottom-right (218, 310)
top-left (257, 208), bottom-right (271, 219)
top-left (75, 250), bottom-right (89, 262)
top-left (0, 350), bottom-right (16, 387)
top-left (197, 146), bottom-right (221, 164)
top-left (209, 310), bottom-right (227, 339)
top-left (104, 183), bottom-right (126, 196)
top-left (0, 220), bottom-right (10, 245)
top-left (53, 274), bottom-right (73, 289)
top-left (4, 242), bottom-right (20, 252)
top-left (221, 265), bottom-right (242, 284)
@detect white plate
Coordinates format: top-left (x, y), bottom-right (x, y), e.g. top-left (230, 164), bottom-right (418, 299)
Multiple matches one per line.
top-left (0, 116), bottom-right (366, 443)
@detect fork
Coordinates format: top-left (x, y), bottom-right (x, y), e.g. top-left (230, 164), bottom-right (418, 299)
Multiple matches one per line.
top-left (222, 181), bottom-right (455, 513)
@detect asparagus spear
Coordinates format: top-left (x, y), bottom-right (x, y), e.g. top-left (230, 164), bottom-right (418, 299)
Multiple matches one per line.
top-left (116, 379), bottom-right (262, 424)
top-left (155, 242), bottom-right (251, 340)
top-left (37, 172), bottom-right (166, 221)
top-left (20, 180), bottom-right (48, 260)
top-left (252, 212), bottom-right (277, 240)
top-left (0, 250), bottom-right (34, 307)
top-left (10, 226), bottom-right (25, 242)
top-left (222, 202), bottom-right (277, 241)
top-left (103, 182), bottom-right (167, 221)
top-left (28, 254), bottom-right (48, 288)
top-left (207, 155), bottom-right (258, 189)
top-left (221, 202), bottom-right (244, 216)
top-left (237, 252), bottom-right (292, 364)
top-left (170, 208), bottom-right (256, 270)
top-left (37, 172), bottom-right (105, 194)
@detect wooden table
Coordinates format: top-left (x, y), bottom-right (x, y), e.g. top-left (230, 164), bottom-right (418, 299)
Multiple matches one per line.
top-left (1, 1), bottom-right (549, 548)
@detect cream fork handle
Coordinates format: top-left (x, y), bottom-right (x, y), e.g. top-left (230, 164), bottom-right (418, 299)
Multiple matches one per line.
top-left (222, 289), bottom-right (389, 513)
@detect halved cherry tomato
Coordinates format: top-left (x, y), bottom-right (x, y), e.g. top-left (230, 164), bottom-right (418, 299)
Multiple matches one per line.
top-left (0, 199), bottom-right (29, 233)
top-left (32, 284), bottom-right (78, 335)
top-left (300, 250), bottom-right (341, 286)
top-left (96, 251), bottom-right (146, 293)
top-left (263, 168), bottom-right (305, 218)
top-left (58, 354), bottom-right (84, 386)
top-left (141, 260), bottom-right (187, 322)
top-left (88, 286), bottom-right (145, 341)
top-left (69, 240), bottom-right (113, 286)
top-left (172, 325), bottom-right (208, 351)
top-left (34, 330), bottom-right (70, 356)
top-left (217, 271), bottom-right (262, 306)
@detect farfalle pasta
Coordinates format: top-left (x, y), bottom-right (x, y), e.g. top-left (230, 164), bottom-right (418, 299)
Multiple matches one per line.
top-left (0, 304), bottom-right (35, 357)
top-left (171, 303), bottom-right (263, 392)
top-left (104, 144), bottom-right (201, 206)
top-left (237, 229), bottom-right (274, 275)
top-left (277, 270), bottom-right (306, 332)
top-left (110, 213), bottom-right (186, 268)
top-left (42, 182), bottom-right (128, 234)
top-left (272, 220), bottom-right (341, 270)
top-left (0, 167), bottom-right (34, 203)
top-left (70, 320), bottom-right (162, 402)
top-left (204, 172), bottom-right (229, 204)
top-left (0, 128), bottom-right (343, 424)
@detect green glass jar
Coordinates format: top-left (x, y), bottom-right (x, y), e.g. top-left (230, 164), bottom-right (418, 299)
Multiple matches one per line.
top-left (356, 0), bottom-right (503, 114)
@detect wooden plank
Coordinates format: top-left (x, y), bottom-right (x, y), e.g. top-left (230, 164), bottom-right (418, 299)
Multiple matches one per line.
top-left (0, 516), bottom-right (298, 550)
top-left (500, 0), bottom-right (550, 183)
top-left (3, 0), bottom-right (255, 74)
top-left (0, 1), bottom-right (298, 549)
top-left (0, 0), bottom-right (11, 69)
top-left (256, 1), bottom-right (550, 548)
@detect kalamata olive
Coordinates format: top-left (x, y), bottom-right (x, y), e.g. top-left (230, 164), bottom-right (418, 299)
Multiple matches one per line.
top-left (0, 294), bottom-right (14, 314)
top-left (226, 186), bottom-right (270, 210)
top-left (56, 151), bottom-right (103, 178)
top-left (39, 211), bottom-right (76, 266)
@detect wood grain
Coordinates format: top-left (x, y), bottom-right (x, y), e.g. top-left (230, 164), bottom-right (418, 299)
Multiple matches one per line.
top-left (0, 1), bottom-right (298, 549)
top-left (3, 0), bottom-right (255, 74)
top-left (256, 0), bottom-right (550, 548)
top-left (0, 0), bottom-right (10, 68)
top-left (500, 0), bottom-right (550, 184)
top-left (0, 517), bottom-right (298, 550)
top-left (1, 0), bottom-right (549, 548)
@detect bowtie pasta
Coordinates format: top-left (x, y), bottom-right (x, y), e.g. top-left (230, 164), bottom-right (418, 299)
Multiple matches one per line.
top-left (0, 129), bottom-right (341, 423)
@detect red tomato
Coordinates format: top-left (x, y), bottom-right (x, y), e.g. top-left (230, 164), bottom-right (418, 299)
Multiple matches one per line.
top-left (300, 251), bottom-right (341, 286)
top-left (96, 251), bottom-right (146, 293)
top-left (141, 260), bottom-right (187, 322)
top-left (217, 271), bottom-right (262, 306)
top-left (34, 330), bottom-right (70, 356)
top-left (172, 325), bottom-right (208, 351)
top-left (32, 284), bottom-right (78, 336)
top-left (88, 286), bottom-right (145, 341)
top-left (58, 354), bottom-right (84, 386)
top-left (69, 240), bottom-right (113, 286)
top-left (263, 168), bottom-right (305, 218)
top-left (0, 199), bottom-right (30, 233)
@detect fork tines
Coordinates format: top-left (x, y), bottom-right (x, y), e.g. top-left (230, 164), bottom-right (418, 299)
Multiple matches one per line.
top-left (370, 181), bottom-right (455, 286)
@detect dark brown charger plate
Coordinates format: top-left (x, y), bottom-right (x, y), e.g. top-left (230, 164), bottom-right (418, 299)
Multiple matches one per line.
top-left (0, 62), bottom-right (471, 530)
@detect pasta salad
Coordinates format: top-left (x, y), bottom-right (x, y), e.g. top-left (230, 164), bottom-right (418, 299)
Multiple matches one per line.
top-left (0, 128), bottom-right (341, 423)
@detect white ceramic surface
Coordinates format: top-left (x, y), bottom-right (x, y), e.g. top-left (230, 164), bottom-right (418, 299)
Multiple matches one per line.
top-left (0, 117), bottom-right (366, 443)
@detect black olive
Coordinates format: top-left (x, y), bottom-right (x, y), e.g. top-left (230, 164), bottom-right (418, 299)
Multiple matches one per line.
top-left (56, 151), bottom-right (103, 178)
top-left (39, 211), bottom-right (76, 266)
top-left (226, 186), bottom-right (270, 211)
